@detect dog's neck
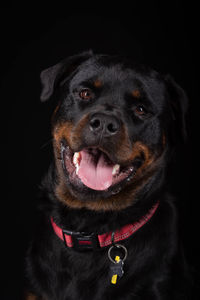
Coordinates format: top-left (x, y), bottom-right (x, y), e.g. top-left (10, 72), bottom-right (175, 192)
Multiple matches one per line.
top-left (50, 201), bottom-right (159, 250)
top-left (41, 162), bottom-right (165, 233)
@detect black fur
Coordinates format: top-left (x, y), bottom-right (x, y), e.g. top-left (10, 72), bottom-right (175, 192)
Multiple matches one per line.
top-left (26, 52), bottom-right (191, 299)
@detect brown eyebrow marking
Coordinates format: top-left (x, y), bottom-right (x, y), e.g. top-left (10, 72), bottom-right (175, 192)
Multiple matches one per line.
top-left (132, 89), bottom-right (141, 98)
top-left (93, 79), bottom-right (103, 88)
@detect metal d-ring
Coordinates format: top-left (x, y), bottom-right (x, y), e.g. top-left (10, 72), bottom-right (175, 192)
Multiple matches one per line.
top-left (108, 243), bottom-right (128, 264)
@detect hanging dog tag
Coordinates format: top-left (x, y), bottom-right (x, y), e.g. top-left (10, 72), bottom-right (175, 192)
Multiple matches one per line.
top-left (110, 255), bottom-right (124, 284)
top-left (108, 239), bottom-right (128, 285)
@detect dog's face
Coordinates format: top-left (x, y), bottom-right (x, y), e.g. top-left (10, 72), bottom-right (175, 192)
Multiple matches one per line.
top-left (40, 51), bottom-right (188, 211)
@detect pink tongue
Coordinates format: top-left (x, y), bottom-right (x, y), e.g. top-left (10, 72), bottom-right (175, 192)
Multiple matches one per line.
top-left (77, 150), bottom-right (114, 190)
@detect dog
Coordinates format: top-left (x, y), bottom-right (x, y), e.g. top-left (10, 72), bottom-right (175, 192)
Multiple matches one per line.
top-left (25, 51), bottom-right (191, 299)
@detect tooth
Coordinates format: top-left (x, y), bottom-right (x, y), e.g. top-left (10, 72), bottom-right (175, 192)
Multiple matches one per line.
top-left (112, 164), bottom-right (120, 176)
top-left (73, 152), bottom-right (81, 166)
top-left (75, 163), bottom-right (80, 175)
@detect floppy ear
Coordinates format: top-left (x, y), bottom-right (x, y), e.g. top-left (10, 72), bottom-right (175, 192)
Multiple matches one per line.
top-left (40, 50), bottom-right (93, 102)
top-left (165, 75), bottom-right (189, 141)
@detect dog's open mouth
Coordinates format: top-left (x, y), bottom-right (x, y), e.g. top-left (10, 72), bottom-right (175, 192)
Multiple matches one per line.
top-left (61, 143), bottom-right (138, 192)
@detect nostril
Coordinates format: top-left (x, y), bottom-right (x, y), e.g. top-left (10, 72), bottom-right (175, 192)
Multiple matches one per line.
top-left (107, 122), bottom-right (118, 134)
top-left (90, 118), bottom-right (101, 131)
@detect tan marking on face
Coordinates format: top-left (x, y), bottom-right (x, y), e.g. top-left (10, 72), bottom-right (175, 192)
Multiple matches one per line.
top-left (132, 89), bottom-right (141, 98)
top-left (53, 121), bottom-right (74, 147)
top-left (129, 142), bottom-right (154, 166)
top-left (93, 79), bottom-right (102, 88)
top-left (25, 293), bottom-right (40, 300)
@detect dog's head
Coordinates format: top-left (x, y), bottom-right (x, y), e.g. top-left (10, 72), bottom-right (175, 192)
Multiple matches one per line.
top-left (40, 51), bottom-right (188, 210)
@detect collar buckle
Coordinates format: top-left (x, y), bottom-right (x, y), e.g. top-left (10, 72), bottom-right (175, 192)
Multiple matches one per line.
top-left (63, 229), bottom-right (100, 251)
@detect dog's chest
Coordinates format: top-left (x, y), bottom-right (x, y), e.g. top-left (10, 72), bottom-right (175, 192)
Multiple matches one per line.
top-left (42, 243), bottom-right (152, 300)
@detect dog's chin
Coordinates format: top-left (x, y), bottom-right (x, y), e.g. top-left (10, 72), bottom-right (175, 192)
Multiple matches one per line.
top-left (60, 141), bottom-right (142, 200)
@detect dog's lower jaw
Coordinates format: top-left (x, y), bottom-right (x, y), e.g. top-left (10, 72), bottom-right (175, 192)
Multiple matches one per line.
top-left (54, 159), bottom-right (163, 211)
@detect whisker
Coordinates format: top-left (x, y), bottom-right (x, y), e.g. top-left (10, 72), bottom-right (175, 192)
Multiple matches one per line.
top-left (40, 138), bottom-right (53, 149)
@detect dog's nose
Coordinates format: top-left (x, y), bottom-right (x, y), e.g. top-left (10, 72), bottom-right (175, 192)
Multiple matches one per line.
top-left (89, 113), bottom-right (120, 137)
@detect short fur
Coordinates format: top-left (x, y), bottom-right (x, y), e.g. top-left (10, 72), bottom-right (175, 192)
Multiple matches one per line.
top-left (26, 51), bottom-right (191, 299)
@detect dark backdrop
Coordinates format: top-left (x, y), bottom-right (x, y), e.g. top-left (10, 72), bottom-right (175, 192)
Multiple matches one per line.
top-left (2, 3), bottom-right (199, 299)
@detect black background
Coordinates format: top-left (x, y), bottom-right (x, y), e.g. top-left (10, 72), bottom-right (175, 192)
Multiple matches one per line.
top-left (2, 2), bottom-right (199, 299)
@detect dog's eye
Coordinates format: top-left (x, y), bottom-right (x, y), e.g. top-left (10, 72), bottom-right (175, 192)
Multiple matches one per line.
top-left (79, 88), bottom-right (93, 100)
top-left (134, 105), bottom-right (147, 116)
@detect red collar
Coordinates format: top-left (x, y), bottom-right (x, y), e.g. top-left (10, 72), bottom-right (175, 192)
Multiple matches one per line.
top-left (51, 201), bottom-right (159, 250)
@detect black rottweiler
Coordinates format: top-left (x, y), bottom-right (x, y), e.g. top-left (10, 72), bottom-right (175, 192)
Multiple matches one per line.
top-left (26, 51), bottom-right (191, 299)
